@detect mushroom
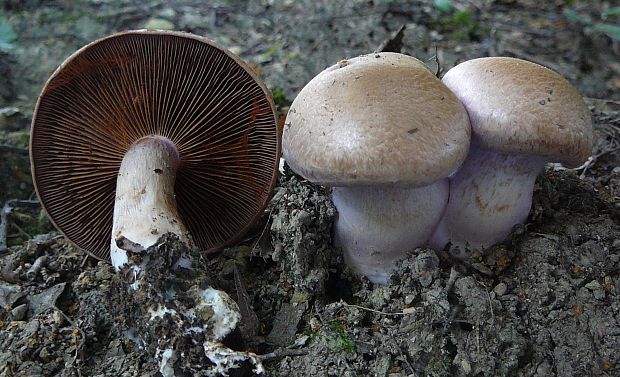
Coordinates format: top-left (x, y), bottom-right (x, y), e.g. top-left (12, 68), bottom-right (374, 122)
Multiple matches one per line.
top-left (428, 57), bottom-right (593, 253)
top-left (30, 30), bottom-right (280, 271)
top-left (282, 52), bottom-right (471, 283)
top-left (30, 29), bottom-right (279, 375)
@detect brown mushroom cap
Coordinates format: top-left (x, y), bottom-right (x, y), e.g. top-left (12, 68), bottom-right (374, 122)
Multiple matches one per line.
top-left (442, 57), bottom-right (593, 167)
top-left (282, 52), bottom-right (471, 187)
top-left (30, 30), bottom-right (280, 261)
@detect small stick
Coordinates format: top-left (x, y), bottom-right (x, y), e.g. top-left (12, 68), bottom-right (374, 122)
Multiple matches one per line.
top-left (0, 199), bottom-right (41, 252)
top-left (445, 267), bottom-right (460, 293)
top-left (55, 306), bottom-right (85, 375)
top-left (376, 24), bottom-right (406, 53)
top-left (27, 255), bottom-right (49, 280)
top-left (233, 264), bottom-right (260, 337)
top-left (259, 348), bottom-right (308, 362)
top-left (0, 202), bottom-right (11, 252)
top-left (342, 301), bottom-right (416, 316)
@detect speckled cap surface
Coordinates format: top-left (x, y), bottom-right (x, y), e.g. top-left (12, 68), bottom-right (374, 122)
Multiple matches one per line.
top-left (442, 57), bottom-right (593, 167)
top-left (282, 52), bottom-right (471, 187)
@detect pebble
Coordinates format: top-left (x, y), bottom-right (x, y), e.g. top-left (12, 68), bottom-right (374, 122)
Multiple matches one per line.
top-left (493, 283), bottom-right (508, 296)
top-left (585, 280), bottom-right (605, 299)
top-left (11, 304), bottom-right (27, 321)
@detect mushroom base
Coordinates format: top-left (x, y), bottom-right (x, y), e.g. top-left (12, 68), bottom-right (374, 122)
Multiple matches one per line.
top-left (428, 145), bottom-right (546, 255)
top-left (110, 135), bottom-right (194, 270)
top-left (332, 180), bottom-right (449, 284)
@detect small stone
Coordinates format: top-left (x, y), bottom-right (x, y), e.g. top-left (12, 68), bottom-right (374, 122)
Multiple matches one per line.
top-left (95, 266), bottom-right (113, 281)
top-left (38, 347), bottom-right (52, 362)
top-left (585, 280), bottom-right (605, 299)
top-left (493, 283), bottom-right (508, 296)
top-left (309, 317), bottom-right (321, 332)
top-left (10, 304), bottom-right (27, 321)
top-left (404, 294), bottom-right (416, 305)
top-left (461, 359), bottom-right (472, 374)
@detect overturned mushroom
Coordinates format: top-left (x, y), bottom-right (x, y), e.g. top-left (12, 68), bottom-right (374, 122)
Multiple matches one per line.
top-left (429, 57), bottom-right (593, 254)
top-left (282, 52), bottom-right (471, 283)
top-left (31, 30), bottom-right (279, 269)
top-left (30, 30), bottom-right (279, 374)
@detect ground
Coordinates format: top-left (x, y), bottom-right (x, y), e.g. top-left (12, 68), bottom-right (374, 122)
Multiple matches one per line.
top-left (0, 1), bottom-right (619, 376)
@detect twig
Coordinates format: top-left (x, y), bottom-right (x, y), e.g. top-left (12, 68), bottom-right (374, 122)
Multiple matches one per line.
top-left (577, 146), bottom-right (620, 178)
top-left (249, 207), bottom-right (277, 257)
top-left (388, 337), bottom-right (414, 375)
top-left (259, 348), bottom-right (308, 362)
top-left (342, 301), bottom-right (416, 316)
top-left (486, 290), bottom-right (495, 329)
top-left (11, 222), bottom-right (31, 239)
top-left (0, 203), bottom-right (11, 252)
top-left (445, 267), bottom-right (460, 293)
top-left (433, 46), bottom-right (441, 78)
top-left (250, 192), bottom-right (284, 258)
top-left (376, 24), bottom-right (406, 53)
top-left (233, 264), bottom-right (260, 337)
top-left (0, 200), bottom-right (41, 251)
top-left (79, 254), bottom-right (91, 269)
top-left (55, 306), bottom-right (85, 376)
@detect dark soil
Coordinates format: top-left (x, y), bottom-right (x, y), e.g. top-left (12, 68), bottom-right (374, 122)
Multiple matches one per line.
top-left (0, 1), bottom-right (619, 376)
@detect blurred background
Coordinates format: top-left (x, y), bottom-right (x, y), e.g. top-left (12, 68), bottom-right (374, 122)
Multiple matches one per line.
top-left (0, 0), bottom-right (618, 245)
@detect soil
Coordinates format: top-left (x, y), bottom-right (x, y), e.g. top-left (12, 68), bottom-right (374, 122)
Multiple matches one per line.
top-left (1, 1), bottom-right (619, 376)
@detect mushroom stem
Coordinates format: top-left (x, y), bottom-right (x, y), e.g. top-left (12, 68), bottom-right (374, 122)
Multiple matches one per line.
top-left (428, 144), bottom-right (546, 255)
top-left (110, 135), bottom-right (194, 270)
top-left (331, 180), bottom-right (449, 284)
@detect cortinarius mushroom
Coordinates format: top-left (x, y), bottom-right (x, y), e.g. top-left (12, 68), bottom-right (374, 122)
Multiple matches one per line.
top-left (282, 52), bottom-right (471, 283)
top-left (429, 57), bottom-right (593, 253)
top-left (30, 30), bottom-right (280, 270)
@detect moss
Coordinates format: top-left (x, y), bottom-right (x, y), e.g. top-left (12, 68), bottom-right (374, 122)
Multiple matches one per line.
top-left (322, 321), bottom-right (355, 354)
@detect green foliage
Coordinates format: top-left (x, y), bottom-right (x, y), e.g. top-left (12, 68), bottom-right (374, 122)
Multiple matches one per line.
top-left (423, 354), bottom-right (453, 376)
top-left (432, 1), bottom-right (487, 41)
top-left (563, 8), bottom-right (592, 24)
top-left (433, 0), bottom-right (454, 13)
top-left (602, 7), bottom-right (620, 18)
top-left (302, 320), bottom-right (355, 354)
top-left (445, 10), bottom-right (485, 41)
top-left (589, 23), bottom-right (620, 41)
top-left (0, 13), bottom-right (17, 52)
top-left (271, 87), bottom-right (291, 109)
top-left (260, 40), bottom-right (281, 60)
top-left (563, 6), bottom-right (620, 42)
top-left (326, 321), bottom-right (355, 353)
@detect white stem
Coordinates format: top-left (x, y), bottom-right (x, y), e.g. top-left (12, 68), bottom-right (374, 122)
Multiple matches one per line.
top-left (110, 135), bottom-right (194, 270)
top-left (332, 180), bottom-right (448, 284)
top-left (428, 145), bottom-right (546, 254)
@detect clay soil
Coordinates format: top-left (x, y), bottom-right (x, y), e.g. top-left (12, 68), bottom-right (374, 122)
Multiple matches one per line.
top-left (1, 1), bottom-right (619, 376)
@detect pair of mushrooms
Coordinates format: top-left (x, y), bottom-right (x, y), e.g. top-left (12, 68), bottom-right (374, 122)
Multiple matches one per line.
top-left (30, 30), bottom-right (592, 289)
top-left (282, 53), bottom-right (592, 283)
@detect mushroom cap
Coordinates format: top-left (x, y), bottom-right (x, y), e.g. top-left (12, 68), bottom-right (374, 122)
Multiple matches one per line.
top-left (30, 30), bottom-right (280, 261)
top-left (282, 52), bottom-right (471, 187)
top-left (442, 57), bottom-right (593, 167)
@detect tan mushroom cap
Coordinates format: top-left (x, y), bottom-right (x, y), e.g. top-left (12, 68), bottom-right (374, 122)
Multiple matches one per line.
top-left (30, 30), bottom-right (280, 261)
top-left (282, 52), bottom-right (471, 187)
top-left (442, 57), bottom-right (593, 167)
